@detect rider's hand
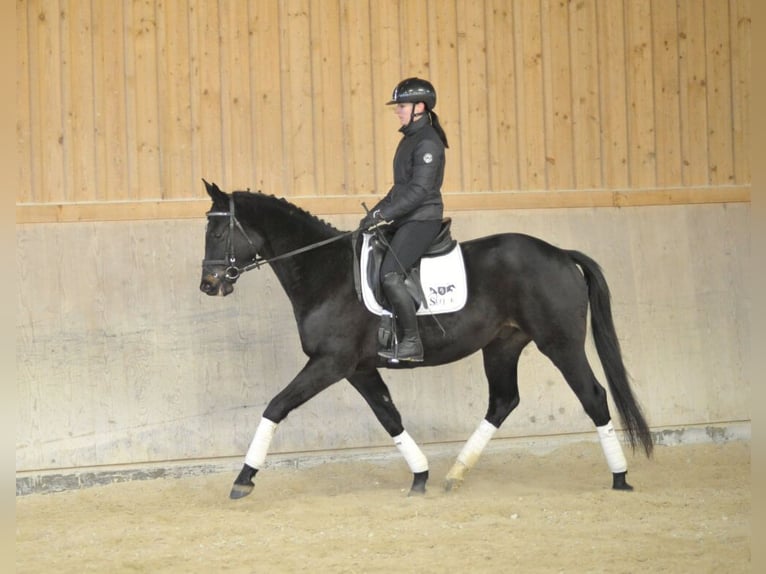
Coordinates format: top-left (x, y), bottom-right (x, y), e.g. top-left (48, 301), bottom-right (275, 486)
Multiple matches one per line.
top-left (359, 209), bottom-right (385, 230)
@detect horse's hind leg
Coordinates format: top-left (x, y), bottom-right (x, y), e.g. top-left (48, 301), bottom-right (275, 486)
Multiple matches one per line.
top-left (539, 343), bottom-right (632, 490)
top-left (347, 370), bottom-right (429, 496)
top-left (445, 329), bottom-right (529, 491)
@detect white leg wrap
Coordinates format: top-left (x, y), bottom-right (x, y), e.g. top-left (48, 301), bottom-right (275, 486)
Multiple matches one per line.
top-left (457, 419), bottom-right (498, 469)
top-left (393, 430), bottom-right (429, 473)
top-left (244, 417), bottom-right (278, 469)
top-left (597, 421), bottom-right (628, 473)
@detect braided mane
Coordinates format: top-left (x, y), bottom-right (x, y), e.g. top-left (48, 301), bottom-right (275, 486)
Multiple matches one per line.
top-left (232, 190), bottom-right (342, 234)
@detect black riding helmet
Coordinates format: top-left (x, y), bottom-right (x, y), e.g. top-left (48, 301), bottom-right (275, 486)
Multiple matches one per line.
top-left (386, 77), bottom-right (437, 110)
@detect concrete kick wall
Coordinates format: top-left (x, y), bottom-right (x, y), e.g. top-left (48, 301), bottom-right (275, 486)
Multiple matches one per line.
top-left (16, 202), bottom-right (751, 476)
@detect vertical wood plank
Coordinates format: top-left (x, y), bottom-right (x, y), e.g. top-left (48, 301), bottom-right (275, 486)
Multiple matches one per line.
top-left (651, 0), bottom-right (682, 186)
top-left (92, 0), bottom-right (130, 201)
top-left (678, 0), bottom-right (709, 185)
top-left (189, 0), bottom-right (224, 188)
top-left (29, 0), bottom-right (66, 203)
top-left (156, 0), bottom-right (194, 198)
top-left (729, 0), bottom-right (750, 184)
top-left (485, 0), bottom-right (520, 191)
top-left (310, 0), bottom-right (345, 195)
top-left (624, 0), bottom-right (656, 188)
top-left (399, 0), bottom-right (429, 77)
top-left (340, 0), bottom-right (376, 195)
top-left (248, 0), bottom-right (284, 194)
top-left (369, 0), bottom-right (402, 194)
top-left (125, 0), bottom-right (162, 198)
top-left (281, 0), bottom-right (316, 195)
top-left (596, 0), bottom-right (628, 188)
top-left (456, 0), bottom-right (490, 191)
top-left (61, 0), bottom-right (96, 202)
top-left (515, 0), bottom-right (546, 189)
top-left (570, 0), bottom-right (601, 189)
top-left (704, 0), bottom-right (734, 184)
top-left (17, 0), bottom-right (32, 201)
top-left (428, 0), bottom-right (461, 192)
top-left (541, 0), bottom-right (574, 189)
top-left (219, 0), bottom-right (255, 190)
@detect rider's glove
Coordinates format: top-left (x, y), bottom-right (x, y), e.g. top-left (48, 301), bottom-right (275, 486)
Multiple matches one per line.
top-left (359, 209), bottom-right (385, 230)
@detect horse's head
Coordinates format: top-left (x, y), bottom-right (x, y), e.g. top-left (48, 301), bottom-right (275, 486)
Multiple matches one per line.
top-left (199, 180), bottom-right (262, 297)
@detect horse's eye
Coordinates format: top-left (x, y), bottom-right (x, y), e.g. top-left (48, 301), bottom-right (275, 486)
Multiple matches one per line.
top-left (208, 226), bottom-right (225, 240)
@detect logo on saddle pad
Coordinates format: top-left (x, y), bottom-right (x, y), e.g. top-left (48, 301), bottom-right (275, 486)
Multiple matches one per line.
top-left (429, 283), bottom-right (456, 305)
top-left (359, 233), bottom-right (468, 316)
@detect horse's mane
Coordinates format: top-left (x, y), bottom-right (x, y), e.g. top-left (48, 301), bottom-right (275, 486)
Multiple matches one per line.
top-left (232, 190), bottom-right (342, 234)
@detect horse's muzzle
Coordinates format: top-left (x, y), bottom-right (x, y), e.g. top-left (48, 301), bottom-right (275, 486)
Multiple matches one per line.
top-left (200, 273), bottom-right (235, 297)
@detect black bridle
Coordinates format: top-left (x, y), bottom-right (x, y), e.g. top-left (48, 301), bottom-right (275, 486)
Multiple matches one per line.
top-left (202, 196), bottom-right (355, 282)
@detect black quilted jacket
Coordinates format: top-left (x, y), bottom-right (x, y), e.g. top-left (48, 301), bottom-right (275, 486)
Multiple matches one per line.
top-left (371, 117), bottom-right (445, 225)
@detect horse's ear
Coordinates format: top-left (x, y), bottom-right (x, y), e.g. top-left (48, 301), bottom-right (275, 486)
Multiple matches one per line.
top-left (202, 179), bottom-right (227, 205)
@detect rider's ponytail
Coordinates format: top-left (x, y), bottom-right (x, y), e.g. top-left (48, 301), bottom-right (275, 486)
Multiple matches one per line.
top-left (428, 110), bottom-right (449, 149)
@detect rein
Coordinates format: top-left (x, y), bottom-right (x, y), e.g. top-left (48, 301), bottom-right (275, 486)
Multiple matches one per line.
top-left (204, 197), bottom-right (355, 281)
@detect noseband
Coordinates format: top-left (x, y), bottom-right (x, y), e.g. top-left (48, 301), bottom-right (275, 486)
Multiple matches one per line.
top-left (203, 196), bottom-right (356, 282)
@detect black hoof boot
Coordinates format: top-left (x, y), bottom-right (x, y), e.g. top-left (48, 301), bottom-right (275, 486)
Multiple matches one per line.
top-left (612, 471), bottom-right (634, 491)
top-left (230, 464), bottom-right (258, 499)
top-left (408, 470), bottom-right (429, 496)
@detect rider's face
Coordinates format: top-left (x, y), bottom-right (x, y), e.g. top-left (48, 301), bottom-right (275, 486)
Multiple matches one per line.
top-left (394, 102), bottom-right (423, 127)
top-left (394, 103), bottom-right (413, 126)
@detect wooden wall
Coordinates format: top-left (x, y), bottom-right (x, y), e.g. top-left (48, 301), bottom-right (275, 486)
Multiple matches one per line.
top-left (16, 0), bottom-right (750, 223)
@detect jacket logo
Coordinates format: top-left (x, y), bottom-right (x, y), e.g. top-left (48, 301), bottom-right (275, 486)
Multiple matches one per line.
top-left (423, 153), bottom-right (433, 164)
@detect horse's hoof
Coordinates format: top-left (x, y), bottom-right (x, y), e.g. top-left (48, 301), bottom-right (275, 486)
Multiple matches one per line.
top-left (443, 478), bottom-right (463, 492)
top-left (612, 471), bottom-right (634, 491)
top-left (230, 464), bottom-right (258, 499)
top-left (229, 482), bottom-right (254, 500)
top-left (408, 470), bottom-right (428, 496)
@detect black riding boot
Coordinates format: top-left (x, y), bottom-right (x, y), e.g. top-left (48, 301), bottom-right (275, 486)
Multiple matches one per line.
top-left (379, 272), bottom-right (423, 362)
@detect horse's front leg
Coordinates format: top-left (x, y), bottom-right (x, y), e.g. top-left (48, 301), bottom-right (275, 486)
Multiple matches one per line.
top-left (230, 357), bottom-right (342, 500)
top-left (229, 417), bottom-right (276, 499)
top-left (348, 370), bottom-right (429, 496)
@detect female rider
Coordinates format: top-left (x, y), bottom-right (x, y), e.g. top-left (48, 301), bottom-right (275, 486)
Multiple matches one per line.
top-left (360, 77), bottom-right (449, 362)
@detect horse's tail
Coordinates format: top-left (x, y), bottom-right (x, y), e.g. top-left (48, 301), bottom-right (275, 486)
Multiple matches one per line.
top-left (568, 250), bottom-right (654, 458)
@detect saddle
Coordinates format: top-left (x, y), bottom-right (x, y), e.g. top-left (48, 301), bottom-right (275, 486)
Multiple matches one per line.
top-left (355, 219), bottom-right (468, 316)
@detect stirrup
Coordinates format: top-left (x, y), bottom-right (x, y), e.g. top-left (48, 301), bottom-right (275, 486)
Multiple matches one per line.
top-left (378, 349), bottom-right (424, 363)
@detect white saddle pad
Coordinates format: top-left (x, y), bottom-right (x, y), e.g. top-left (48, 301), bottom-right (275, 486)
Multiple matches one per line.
top-left (360, 232), bottom-right (468, 316)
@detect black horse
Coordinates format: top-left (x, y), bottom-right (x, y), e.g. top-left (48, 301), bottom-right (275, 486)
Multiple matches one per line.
top-left (199, 180), bottom-right (653, 499)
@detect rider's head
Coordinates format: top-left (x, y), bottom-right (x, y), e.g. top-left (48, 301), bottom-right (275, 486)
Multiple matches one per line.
top-left (387, 77), bottom-right (437, 126)
top-left (386, 77), bottom-right (448, 148)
